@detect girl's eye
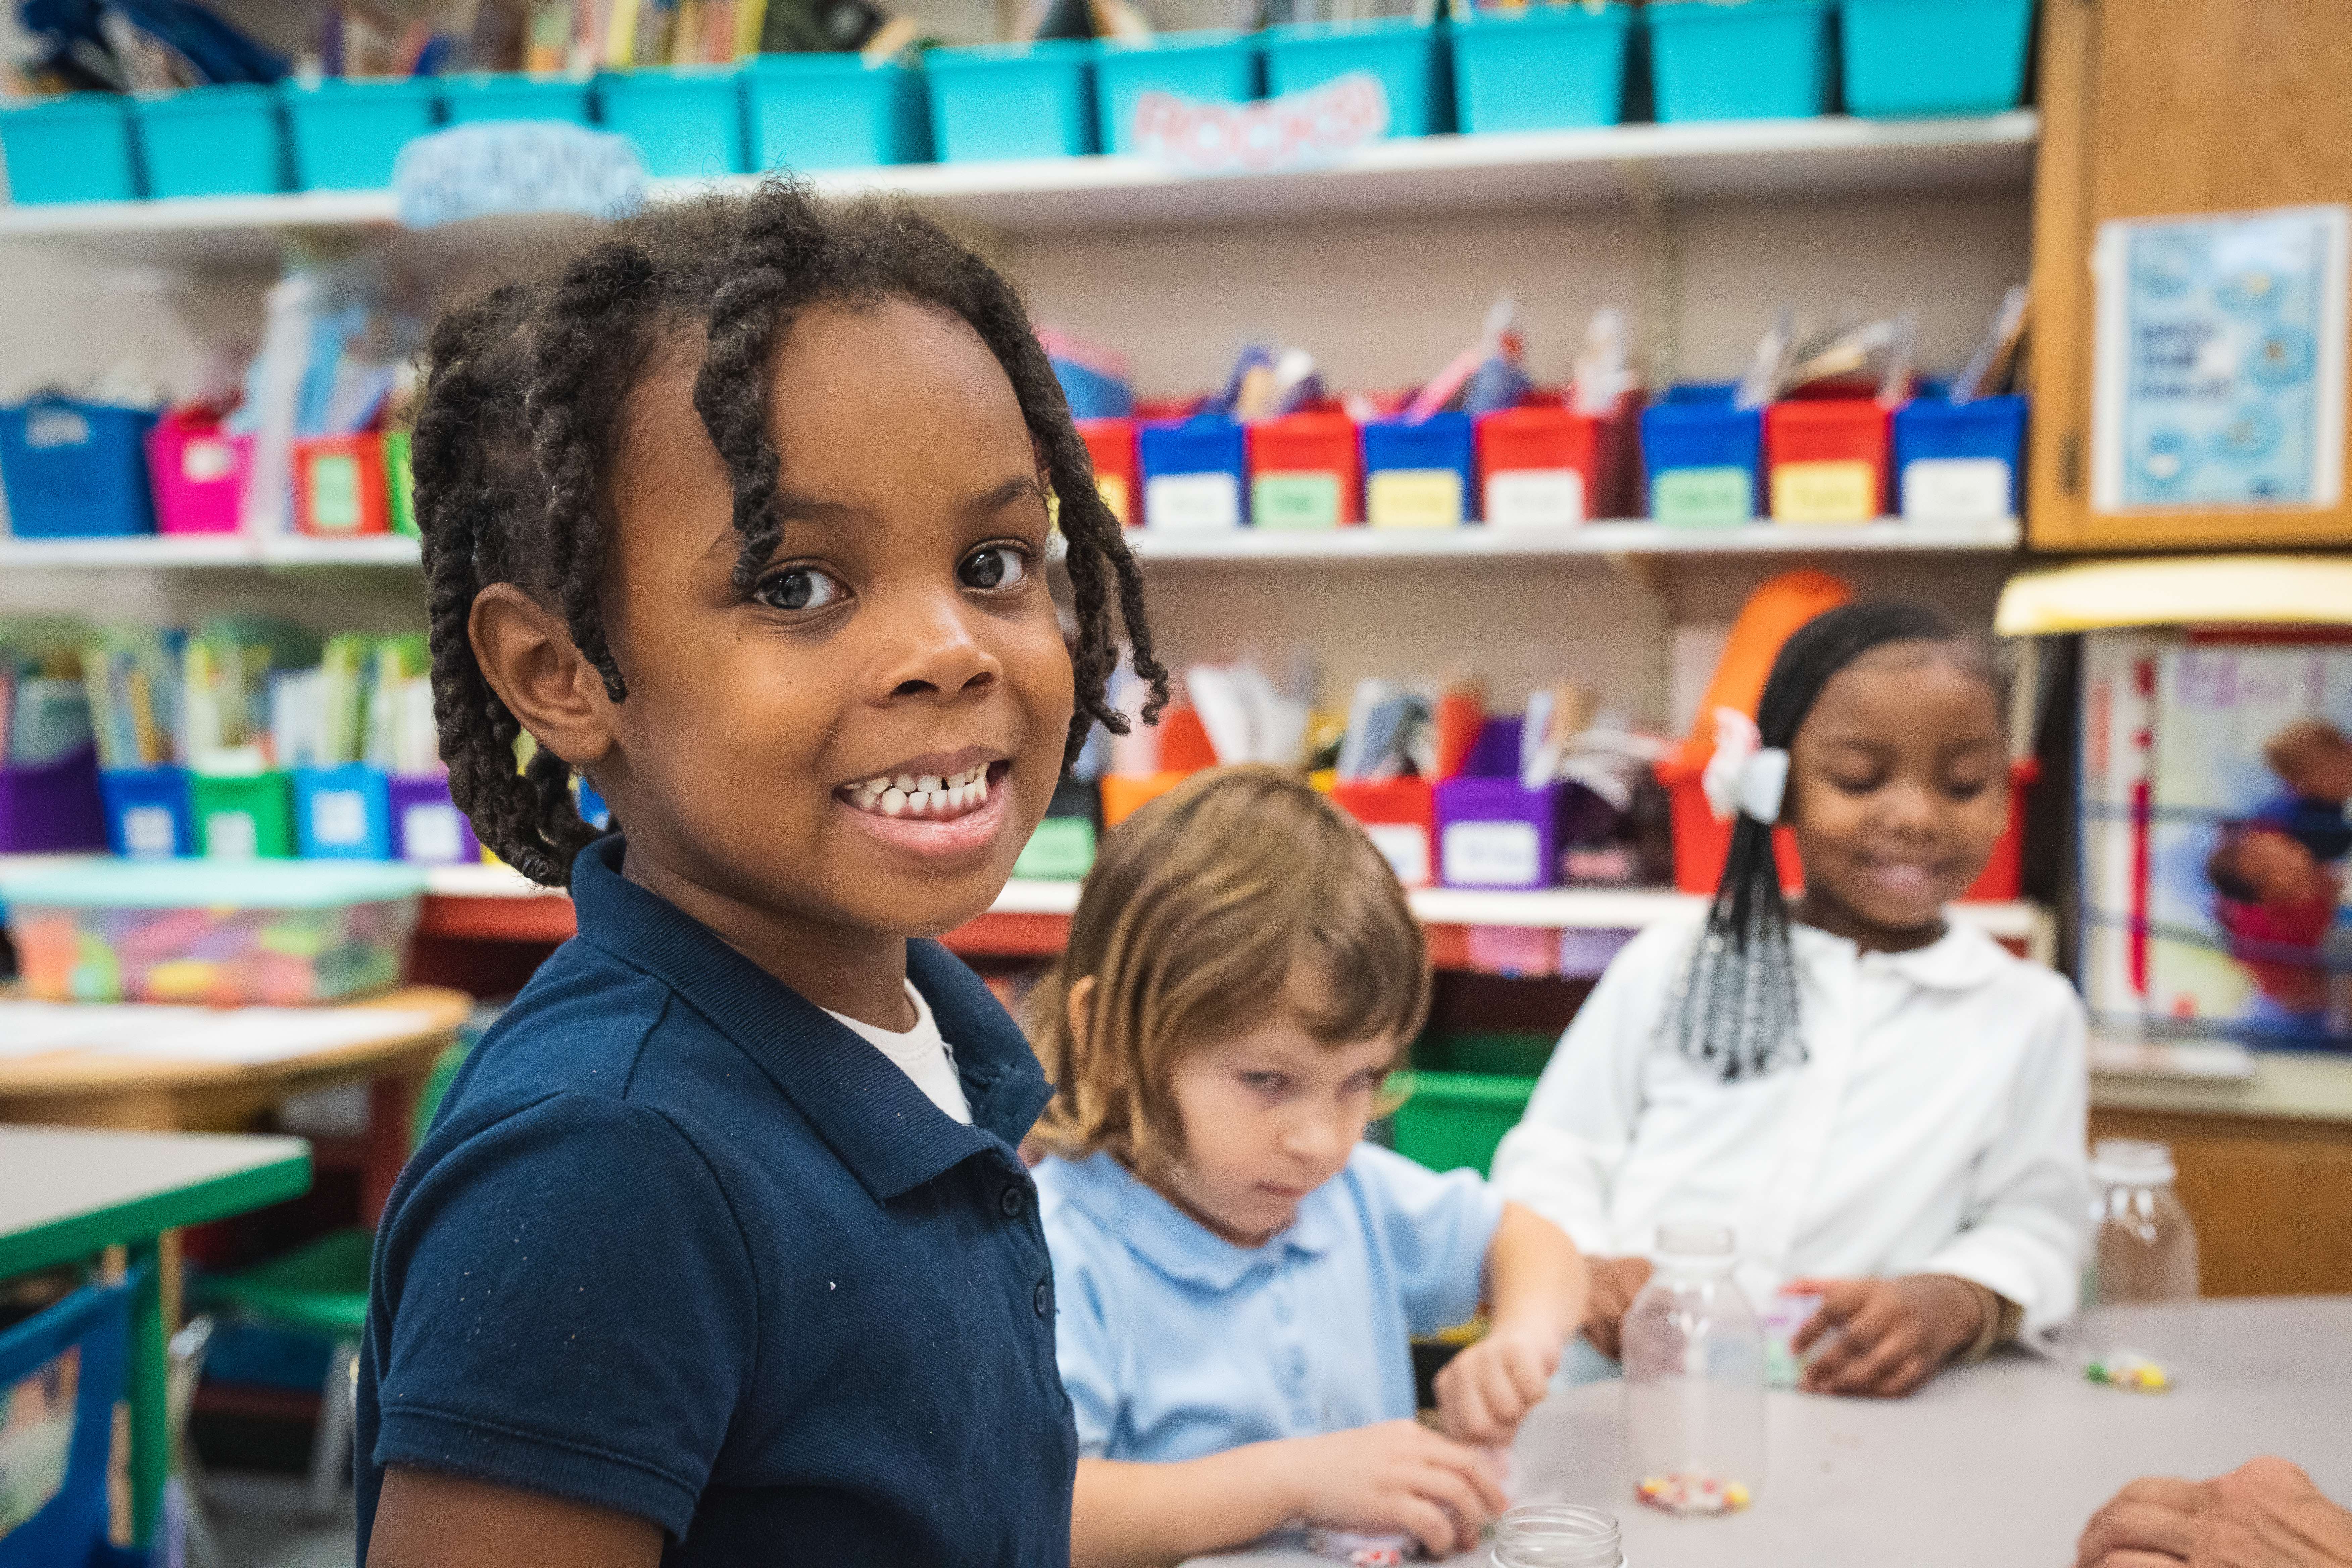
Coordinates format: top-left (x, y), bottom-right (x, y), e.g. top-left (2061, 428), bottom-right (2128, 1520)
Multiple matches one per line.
top-left (1239, 1071), bottom-right (1288, 1094)
top-left (1945, 775), bottom-right (1996, 801)
top-left (959, 545), bottom-right (1030, 592)
top-left (754, 566), bottom-right (845, 613)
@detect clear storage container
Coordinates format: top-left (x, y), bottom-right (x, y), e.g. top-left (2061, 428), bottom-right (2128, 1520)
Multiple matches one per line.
top-left (1621, 1222), bottom-right (1765, 1515)
top-left (0, 859), bottom-right (425, 1005)
top-left (1493, 1504), bottom-right (1625, 1567)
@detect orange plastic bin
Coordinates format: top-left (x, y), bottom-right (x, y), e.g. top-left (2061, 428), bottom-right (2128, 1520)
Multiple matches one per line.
top-left (1247, 411), bottom-right (1360, 529)
top-left (1764, 399), bottom-right (1890, 525)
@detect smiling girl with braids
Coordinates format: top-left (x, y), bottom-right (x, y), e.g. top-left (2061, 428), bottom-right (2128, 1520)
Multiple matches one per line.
top-left (356, 185), bottom-right (1165, 1568)
top-left (1492, 602), bottom-right (2089, 1400)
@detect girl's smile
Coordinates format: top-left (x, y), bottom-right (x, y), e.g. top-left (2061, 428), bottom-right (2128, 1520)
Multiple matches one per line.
top-left (836, 756), bottom-right (1017, 860)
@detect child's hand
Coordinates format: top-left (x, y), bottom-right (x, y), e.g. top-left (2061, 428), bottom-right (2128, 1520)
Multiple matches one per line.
top-left (1277, 1419), bottom-right (1509, 1558)
top-left (1579, 1256), bottom-right (1653, 1360)
top-left (1790, 1275), bottom-right (1984, 1398)
top-left (1434, 1326), bottom-right (1560, 1445)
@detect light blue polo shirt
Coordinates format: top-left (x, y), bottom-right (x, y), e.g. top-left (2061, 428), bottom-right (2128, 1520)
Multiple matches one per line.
top-left (1036, 1143), bottom-right (1505, 1462)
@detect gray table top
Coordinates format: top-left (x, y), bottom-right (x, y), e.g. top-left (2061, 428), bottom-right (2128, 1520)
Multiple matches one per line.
top-left (0, 1125), bottom-right (311, 1277)
top-left (1193, 1296), bottom-right (2352, 1568)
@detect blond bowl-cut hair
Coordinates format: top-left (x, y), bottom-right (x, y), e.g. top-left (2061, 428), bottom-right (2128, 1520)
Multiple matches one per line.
top-left (1027, 765), bottom-right (1432, 1175)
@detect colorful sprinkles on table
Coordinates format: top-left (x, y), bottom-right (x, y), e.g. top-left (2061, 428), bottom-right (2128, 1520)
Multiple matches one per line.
top-left (2085, 1350), bottom-right (2171, 1392)
top-left (1637, 1472), bottom-right (1753, 1515)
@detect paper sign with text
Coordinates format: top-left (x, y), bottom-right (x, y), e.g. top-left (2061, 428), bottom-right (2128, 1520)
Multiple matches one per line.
top-left (1131, 74), bottom-right (1388, 177)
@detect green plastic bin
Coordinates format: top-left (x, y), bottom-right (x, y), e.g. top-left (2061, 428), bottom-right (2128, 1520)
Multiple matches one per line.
top-left (1387, 1070), bottom-right (1536, 1175)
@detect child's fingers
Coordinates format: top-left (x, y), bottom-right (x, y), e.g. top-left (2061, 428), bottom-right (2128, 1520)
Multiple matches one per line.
top-left (1404, 1461), bottom-right (1490, 1549)
top-left (1438, 1367), bottom-right (1502, 1446)
top-left (1817, 1325), bottom-right (1923, 1396)
top-left (1384, 1493), bottom-right (1464, 1559)
top-left (1790, 1280), bottom-right (1868, 1354)
top-left (1505, 1337), bottom-right (1557, 1405)
top-left (1417, 1430), bottom-right (1511, 1517)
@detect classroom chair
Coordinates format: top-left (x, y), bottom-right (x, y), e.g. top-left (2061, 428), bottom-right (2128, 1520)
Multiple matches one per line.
top-left (182, 1038), bottom-right (474, 1526)
top-left (0, 1269), bottom-right (146, 1568)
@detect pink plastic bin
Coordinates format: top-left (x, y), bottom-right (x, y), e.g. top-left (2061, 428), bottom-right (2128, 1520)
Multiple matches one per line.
top-left (147, 410), bottom-right (253, 534)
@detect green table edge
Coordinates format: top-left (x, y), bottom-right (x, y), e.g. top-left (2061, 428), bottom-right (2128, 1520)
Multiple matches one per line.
top-left (0, 1146), bottom-right (315, 1279)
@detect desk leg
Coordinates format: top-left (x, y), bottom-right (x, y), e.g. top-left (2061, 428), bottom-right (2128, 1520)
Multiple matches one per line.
top-left (363, 1071), bottom-right (426, 1230)
top-left (125, 1236), bottom-right (168, 1549)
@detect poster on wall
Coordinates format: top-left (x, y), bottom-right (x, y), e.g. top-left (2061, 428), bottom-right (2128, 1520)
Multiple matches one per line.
top-left (2091, 203), bottom-right (2350, 513)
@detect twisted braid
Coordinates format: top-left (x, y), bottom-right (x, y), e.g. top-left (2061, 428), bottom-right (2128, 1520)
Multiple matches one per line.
top-left (413, 180), bottom-right (1169, 886)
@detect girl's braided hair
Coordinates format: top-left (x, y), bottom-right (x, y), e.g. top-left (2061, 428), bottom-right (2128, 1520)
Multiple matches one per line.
top-left (411, 181), bottom-right (1169, 888)
top-left (1659, 600), bottom-right (1992, 1081)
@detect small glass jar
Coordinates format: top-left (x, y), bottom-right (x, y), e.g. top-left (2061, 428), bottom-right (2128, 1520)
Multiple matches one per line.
top-left (1491, 1504), bottom-right (1625, 1568)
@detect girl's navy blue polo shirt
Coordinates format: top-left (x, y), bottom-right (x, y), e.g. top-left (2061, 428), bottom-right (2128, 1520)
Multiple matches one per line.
top-left (355, 836), bottom-right (1077, 1564)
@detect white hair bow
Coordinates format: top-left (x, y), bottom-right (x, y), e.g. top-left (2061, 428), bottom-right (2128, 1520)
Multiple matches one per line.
top-left (1701, 706), bottom-right (1789, 826)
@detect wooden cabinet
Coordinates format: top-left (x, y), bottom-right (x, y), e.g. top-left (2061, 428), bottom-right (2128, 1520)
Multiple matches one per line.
top-left (2089, 1107), bottom-right (2352, 1297)
top-left (2028, 0), bottom-right (2352, 550)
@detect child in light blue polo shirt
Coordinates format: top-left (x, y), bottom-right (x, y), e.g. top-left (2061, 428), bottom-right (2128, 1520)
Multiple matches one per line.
top-left (1028, 769), bottom-right (1590, 1565)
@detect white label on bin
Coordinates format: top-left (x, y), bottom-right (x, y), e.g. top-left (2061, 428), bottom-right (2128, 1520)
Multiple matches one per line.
top-left (1485, 469), bottom-right (1586, 527)
top-left (122, 805), bottom-right (177, 859)
top-left (312, 789), bottom-right (369, 847)
top-left (1442, 820), bottom-right (1541, 887)
top-left (1901, 457), bottom-right (2012, 523)
top-left (183, 438), bottom-right (235, 483)
top-left (205, 811), bottom-right (258, 860)
top-left (1363, 823), bottom-right (1431, 888)
top-left (26, 409), bottom-right (90, 449)
top-left (402, 802), bottom-right (466, 864)
top-left (1146, 472), bottom-right (1241, 531)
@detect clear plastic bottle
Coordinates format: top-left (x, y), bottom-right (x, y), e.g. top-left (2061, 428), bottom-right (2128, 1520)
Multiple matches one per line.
top-left (1491, 1504), bottom-right (1624, 1568)
top-left (1619, 1223), bottom-right (1765, 1515)
top-left (2087, 1138), bottom-right (2200, 1306)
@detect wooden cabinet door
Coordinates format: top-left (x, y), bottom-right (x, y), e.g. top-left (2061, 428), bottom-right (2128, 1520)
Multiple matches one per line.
top-left (2029, 0), bottom-right (2352, 550)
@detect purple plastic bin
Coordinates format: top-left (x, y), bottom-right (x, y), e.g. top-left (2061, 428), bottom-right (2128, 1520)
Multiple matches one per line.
top-left (0, 746), bottom-right (109, 852)
top-left (1433, 718), bottom-right (1565, 889)
top-left (389, 774), bottom-right (479, 865)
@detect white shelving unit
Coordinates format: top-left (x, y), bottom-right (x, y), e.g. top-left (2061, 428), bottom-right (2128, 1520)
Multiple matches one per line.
top-left (0, 517), bottom-right (2021, 571)
top-left (0, 111), bottom-right (2037, 265)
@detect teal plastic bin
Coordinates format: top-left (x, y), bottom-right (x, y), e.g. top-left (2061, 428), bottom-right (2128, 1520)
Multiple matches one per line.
top-left (133, 85), bottom-right (287, 197)
top-left (926, 41), bottom-right (1098, 161)
top-left (0, 93), bottom-right (141, 204)
top-left (1451, 4), bottom-right (1631, 134)
top-left (281, 77), bottom-right (441, 190)
top-left (598, 65), bottom-right (746, 178)
top-left (1841, 0), bottom-right (2033, 117)
top-left (439, 72), bottom-right (597, 126)
top-left (1093, 32), bottom-right (1261, 155)
top-left (1647, 0), bottom-right (1832, 123)
top-left (1262, 18), bottom-right (1451, 138)
top-left (744, 54), bottom-right (931, 169)
top-left (1388, 1071), bottom-right (1537, 1176)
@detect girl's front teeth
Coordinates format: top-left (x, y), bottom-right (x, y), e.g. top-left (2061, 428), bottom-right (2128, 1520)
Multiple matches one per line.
top-left (847, 765), bottom-right (993, 820)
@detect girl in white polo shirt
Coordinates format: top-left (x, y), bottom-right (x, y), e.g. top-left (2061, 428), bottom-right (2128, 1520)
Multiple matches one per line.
top-left (1493, 601), bottom-right (2088, 1398)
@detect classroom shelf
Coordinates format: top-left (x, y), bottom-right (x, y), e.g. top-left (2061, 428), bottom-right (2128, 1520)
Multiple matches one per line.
top-left (0, 517), bottom-right (2019, 572)
top-left (0, 111), bottom-right (2038, 266)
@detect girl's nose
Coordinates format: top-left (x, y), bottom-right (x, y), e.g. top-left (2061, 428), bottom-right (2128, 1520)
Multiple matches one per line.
top-left (879, 594), bottom-right (1002, 702)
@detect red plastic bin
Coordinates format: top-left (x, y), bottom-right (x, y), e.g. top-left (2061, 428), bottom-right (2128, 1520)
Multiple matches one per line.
top-left (1077, 418), bottom-right (1138, 527)
top-left (1476, 405), bottom-right (1605, 526)
top-left (1247, 411), bottom-right (1360, 529)
top-left (1764, 399), bottom-right (1891, 525)
top-left (293, 433), bottom-right (390, 536)
top-left (147, 409), bottom-right (253, 534)
top-left (1656, 746), bottom-right (2036, 899)
top-left (1330, 776), bottom-right (1435, 887)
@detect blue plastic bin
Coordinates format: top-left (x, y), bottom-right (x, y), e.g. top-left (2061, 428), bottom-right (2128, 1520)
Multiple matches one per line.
top-left (1451, 4), bottom-right (1631, 134)
top-left (1841, 0), bottom-right (2033, 117)
top-left (132, 85), bottom-right (287, 197)
top-left (0, 396), bottom-right (159, 538)
top-left (598, 65), bottom-right (746, 178)
top-left (101, 768), bottom-right (194, 859)
top-left (1642, 390), bottom-right (1762, 525)
top-left (1892, 394), bottom-right (2025, 523)
top-left (294, 764), bottom-right (395, 860)
top-left (1363, 413), bottom-right (1475, 527)
top-left (1140, 418), bottom-right (1247, 530)
top-left (440, 73), bottom-right (598, 126)
top-left (281, 77), bottom-right (441, 190)
top-left (1094, 32), bottom-right (1261, 155)
top-left (926, 42), bottom-right (1098, 162)
top-left (0, 93), bottom-right (141, 204)
top-left (1262, 19), bottom-right (1451, 138)
top-left (744, 54), bottom-right (930, 169)
top-left (1647, 0), bottom-right (1832, 123)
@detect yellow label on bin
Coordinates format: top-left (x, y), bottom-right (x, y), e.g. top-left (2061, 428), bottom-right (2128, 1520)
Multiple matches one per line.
top-left (1095, 474), bottom-right (1130, 527)
top-left (1368, 469), bottom-right (1463, 529)
top-left (1771, 460), bottom-right (1877, 524)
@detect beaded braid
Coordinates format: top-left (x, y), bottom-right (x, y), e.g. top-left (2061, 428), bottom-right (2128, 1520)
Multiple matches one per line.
top-left (1658, 601), bottom-right (1983, 1081)
top-left (411, 180), bottom-right (1170, 886)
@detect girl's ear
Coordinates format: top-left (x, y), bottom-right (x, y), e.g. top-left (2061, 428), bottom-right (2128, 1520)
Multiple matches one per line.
top-left (1065, 973), bottom-right (1096, 1056)
top-left (469, 583), bottom-right (619, 770)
